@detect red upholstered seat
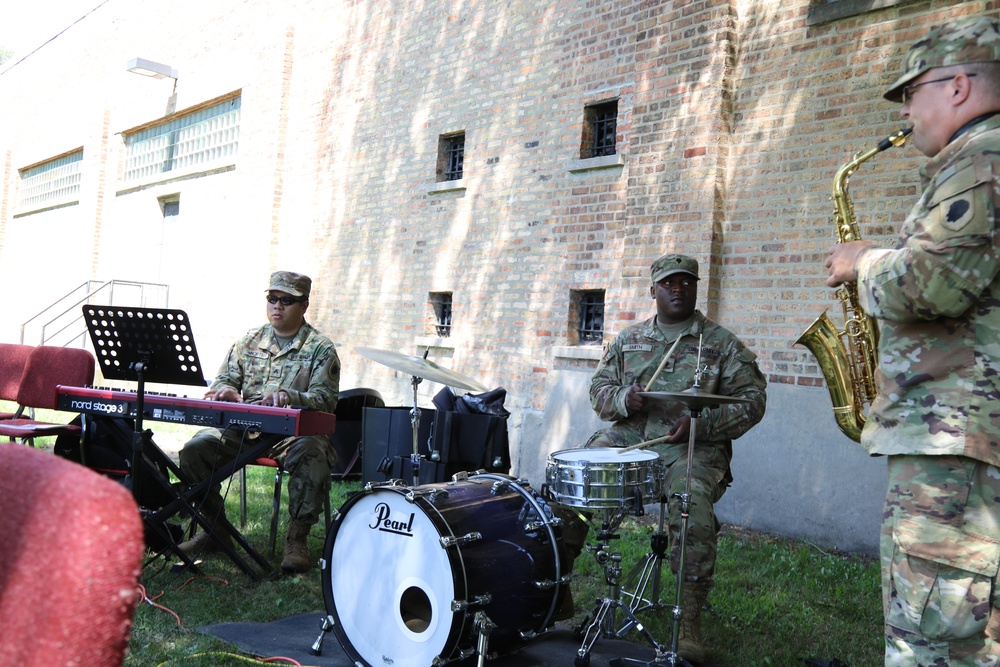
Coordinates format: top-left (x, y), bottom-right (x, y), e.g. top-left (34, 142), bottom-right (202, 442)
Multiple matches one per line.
top-left (0, 443), bottom-right (144, 666)
top-left (0, 343), bottom-right (34, 420)
top-left (0, 346), bottom-right (96, 445)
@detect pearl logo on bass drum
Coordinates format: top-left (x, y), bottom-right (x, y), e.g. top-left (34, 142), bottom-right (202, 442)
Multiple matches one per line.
top-left (369, 502), bottom-right (416, 537)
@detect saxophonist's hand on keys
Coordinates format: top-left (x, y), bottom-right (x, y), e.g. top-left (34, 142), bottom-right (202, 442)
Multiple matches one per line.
top-left (825, 240), bottom-right (873, 287)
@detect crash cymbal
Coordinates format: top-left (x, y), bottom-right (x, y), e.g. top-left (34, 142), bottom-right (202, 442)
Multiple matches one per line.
top-left (355, 347), bottom-right (488, 392)
top-left (638, 388), bottom-right (750, 409)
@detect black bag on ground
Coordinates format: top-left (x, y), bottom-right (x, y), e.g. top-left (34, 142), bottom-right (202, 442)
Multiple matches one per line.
top-left (54, 414), bottom-right (174, 512)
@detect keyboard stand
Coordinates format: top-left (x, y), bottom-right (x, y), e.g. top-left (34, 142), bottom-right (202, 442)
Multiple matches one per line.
top-left (140, 429), bottom-right (275, 581)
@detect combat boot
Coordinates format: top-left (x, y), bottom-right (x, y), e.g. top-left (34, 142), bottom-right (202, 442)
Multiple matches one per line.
top-left (177, 525), bottom-right (233, 558)
top-left (677, 578), bottom-right (711, 665)
top-left (281, 519), bottom-right (313, 573)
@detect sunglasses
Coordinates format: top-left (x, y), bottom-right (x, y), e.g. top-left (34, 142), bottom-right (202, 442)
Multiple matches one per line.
top-left (266, 294), bottom-right (305, 306)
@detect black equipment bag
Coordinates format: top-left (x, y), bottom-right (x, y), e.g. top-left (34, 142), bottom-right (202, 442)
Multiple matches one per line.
top-left (54, 414), bottom-right (174, 512)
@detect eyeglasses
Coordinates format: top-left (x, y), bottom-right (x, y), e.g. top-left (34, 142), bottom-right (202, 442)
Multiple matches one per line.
top-left (266, 294), bottom-right (305, 306)
top-left (901, 73), bottom-right (976, 104)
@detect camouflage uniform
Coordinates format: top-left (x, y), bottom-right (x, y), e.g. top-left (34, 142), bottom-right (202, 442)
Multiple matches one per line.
top-left (854, 16), bottom-right (1000, 665)
top-left (180, 320), bottom-right (341, 527)
top-left (586, 310), bottom-right (767, 580)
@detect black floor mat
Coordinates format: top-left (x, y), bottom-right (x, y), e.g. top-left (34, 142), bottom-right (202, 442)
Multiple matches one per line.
top-left (200, 611), bottom-right (670, 666)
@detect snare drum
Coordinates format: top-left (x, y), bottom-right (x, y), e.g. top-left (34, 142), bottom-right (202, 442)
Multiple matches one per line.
top-left (545, 447), bottom-right (661, 509)
top-left (321, 474), bottom-right (566, 666)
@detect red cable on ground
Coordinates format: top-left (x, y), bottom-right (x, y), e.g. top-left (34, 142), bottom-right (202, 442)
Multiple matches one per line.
top-left (137, 583), bottom-right (186, 630)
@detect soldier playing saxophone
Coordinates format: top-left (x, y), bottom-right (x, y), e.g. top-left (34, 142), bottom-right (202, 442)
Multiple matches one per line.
top-left (824, 16), bottom-right (1000, 666)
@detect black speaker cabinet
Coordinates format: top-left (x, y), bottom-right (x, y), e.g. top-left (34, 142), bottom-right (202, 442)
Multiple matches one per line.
top-left (362, 406), bottom-right (511, 484)
top-left (361, 407), bottom-right (434, 483)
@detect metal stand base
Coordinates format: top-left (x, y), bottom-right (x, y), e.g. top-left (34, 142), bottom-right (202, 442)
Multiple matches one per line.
top-left (572, 510), bottom-right (666, 667)
top-left (618, 498), bottom-right (670, 635)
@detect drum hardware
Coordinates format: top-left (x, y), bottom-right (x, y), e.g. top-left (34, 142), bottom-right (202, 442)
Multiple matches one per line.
top-left (308, 614), bottom-right (335, 656)
top-left (452, 594), bottom-right (492, 612)
top-left (617, 497), bottom-right (671, 632)
top-left (473, 611), bottom-right (497, 667)
top-left (356, 347), bottom-right (489, 485)
top-left (441, 532), bottom-right (483, 547)
top-left (573, 509), bottom-right (667, 667)
top-left (405, 486), bottom-right (449, 503)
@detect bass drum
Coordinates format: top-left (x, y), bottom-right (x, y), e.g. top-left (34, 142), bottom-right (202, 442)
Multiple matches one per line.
top-left (321, 474), bottom-right (567, 666)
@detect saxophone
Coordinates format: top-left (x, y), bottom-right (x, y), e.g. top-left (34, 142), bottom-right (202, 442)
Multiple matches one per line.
top-left (795, 127), bottom-right (911, 442)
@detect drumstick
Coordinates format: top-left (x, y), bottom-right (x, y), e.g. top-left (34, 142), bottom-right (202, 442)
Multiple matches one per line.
top-left (644, 336), bottom-right (683, 391)
top-left (618, 434), bottom-right (671, 454)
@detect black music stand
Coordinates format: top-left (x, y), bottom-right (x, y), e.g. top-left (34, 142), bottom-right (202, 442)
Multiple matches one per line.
top-left (82, 306), bottom-right (207, 503)
top-left (81, 306), bottom-right (274, 580)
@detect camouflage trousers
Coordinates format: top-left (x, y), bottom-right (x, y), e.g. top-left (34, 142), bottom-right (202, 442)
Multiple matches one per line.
top-left (882, 455), bottom-right (1000, 667)
top-left (556, 425), bottom-right (728, 583)
top-left (179, 428), bottom-right (337, 527)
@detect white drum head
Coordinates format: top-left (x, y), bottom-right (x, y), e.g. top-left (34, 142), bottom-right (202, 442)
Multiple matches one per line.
top-left (327, 490), bottom-right (459, 666)
top-left (552, 447), bottom-right (659, 463)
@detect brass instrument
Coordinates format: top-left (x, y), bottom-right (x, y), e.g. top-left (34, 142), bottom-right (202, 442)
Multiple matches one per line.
top-left (795, 127), bottom-right (911, 442)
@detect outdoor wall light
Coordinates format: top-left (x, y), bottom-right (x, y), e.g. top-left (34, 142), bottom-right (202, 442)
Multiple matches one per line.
top-left (126, 57), bottom-right (178, 79)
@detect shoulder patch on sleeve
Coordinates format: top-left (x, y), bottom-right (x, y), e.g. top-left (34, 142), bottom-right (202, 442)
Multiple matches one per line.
top-left (929, 157), bottom-right (991, 233)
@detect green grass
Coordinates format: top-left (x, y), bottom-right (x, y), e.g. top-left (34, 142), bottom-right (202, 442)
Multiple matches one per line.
top-left (568, 516), bottom-right (882, 667)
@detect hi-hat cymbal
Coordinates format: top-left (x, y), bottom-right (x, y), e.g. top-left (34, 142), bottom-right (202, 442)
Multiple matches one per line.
top-left (355, 347), bottom-right (488, 392)
top-left (638, 388), bottom-right (750, 409)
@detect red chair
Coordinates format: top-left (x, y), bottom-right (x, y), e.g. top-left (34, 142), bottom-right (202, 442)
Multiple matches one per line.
top-left (0, 343), bottom-right (34, 420)
top-left (0, 443), bottom-right (144, 667)
top-left (0, 346), bottom-right (95, 445)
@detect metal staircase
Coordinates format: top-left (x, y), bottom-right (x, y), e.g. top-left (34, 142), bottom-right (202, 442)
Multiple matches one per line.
top-left (20, 279), bottom-right (170, 347)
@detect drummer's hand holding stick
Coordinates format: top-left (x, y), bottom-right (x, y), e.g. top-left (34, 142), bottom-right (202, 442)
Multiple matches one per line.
top-left (617, 414), bottom-right (691, 453)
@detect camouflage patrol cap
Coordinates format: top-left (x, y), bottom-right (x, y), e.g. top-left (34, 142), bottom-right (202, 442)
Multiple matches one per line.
top-left (266, 271), bottom-right (311, 298)
top-left (651, 254), bottom-right (699, 283)
top-left (884, 15), bottom-right (1000, 103)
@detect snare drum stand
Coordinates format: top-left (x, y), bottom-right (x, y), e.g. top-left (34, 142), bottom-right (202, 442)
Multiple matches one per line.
top-left (574, 509), bottom-right (667, 667)
top-left (617, 495), bottom-right (670, 635)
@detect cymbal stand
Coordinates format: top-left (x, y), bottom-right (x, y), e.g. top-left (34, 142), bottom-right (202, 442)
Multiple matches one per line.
top-left (408, 373), bottom-right (423, 486)
top-left (651, 402), bottom-right (703, 667)
top-left (614, 359), bottom-right (712, 667)
top-left (574, 509), bottom-right (666, 667)
top-left (616, 495), bottom-right (670, 635)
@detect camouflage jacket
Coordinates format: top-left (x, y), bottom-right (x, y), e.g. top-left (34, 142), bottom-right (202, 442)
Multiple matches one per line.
top-left (856, 115), bottom-right (1000, 464)
top-left (590, 311), bottom-right (767, 453)
top-left (209, 320), bottom-right (340, 413)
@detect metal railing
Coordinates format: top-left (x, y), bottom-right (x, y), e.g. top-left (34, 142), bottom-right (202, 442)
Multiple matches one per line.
top-left (20, 279), bottom-right (170, 347)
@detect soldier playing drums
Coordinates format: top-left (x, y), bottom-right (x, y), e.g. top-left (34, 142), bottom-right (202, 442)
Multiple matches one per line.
top-left (558, 253), bottom-right (767, 665)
